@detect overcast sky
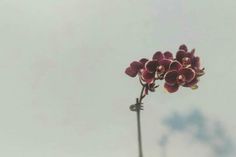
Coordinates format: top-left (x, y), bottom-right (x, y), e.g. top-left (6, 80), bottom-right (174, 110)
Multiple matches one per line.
top-left (0, 0), bottom-right (236, 157)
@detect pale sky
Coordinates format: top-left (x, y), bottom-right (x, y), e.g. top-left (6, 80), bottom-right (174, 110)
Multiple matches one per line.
top-left (0, 0), bottom-right (235, 157)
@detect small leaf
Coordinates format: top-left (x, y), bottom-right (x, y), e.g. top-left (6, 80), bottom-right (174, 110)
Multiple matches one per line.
top-left (191, 85), bottom-right (198, 90)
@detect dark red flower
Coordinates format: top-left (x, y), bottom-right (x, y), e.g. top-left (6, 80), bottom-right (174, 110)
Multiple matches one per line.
top-left (183, 77), bottom-right (199, 87)
top-left (125, 45), bottom-right (205, 94)
top-left (142, 51), bottom-right (174, 83)
top-left (153, 51), bottom-right (174, 61)
top-left (164, 61), bottom-right (196, 93)
top-left (176, 45), bottom-right (204, 75)
top-left (125, 58), bottom-right (148, 77)
top-left (150, 51), bottom-right (174, 75)
top-left (141, 69), bottom-right (156, 84)
top-left (125, 58), bottom-right (156, 84)
top-left (156, 59), bottom-right (172, 76)
top-left (145, 60), bottom-right (159, 73)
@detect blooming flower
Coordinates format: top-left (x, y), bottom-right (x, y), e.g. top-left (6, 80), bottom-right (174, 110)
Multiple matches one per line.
top-left (125, 58), bottom-right (148, 77)
top-left (145, 51), bottom-right (173, 76)
top-left (164, 61), bottom-right (196, 93)
top-left (125, 58), bottom-right (157, 84)
top-left (141, 51), bottom-right (174, 83)
top-left (176, 44), bottom-right (204, 75)
top-left (125, 44), bottom-right (205, 93)
top-left (140, 69), bottom-right (156, 84)
top-left (175, 44), bottom-right (205, 89)
top-left (153, 51), bottom-right (173, 75)
top-left (153, 51), bottom-right (173, 61)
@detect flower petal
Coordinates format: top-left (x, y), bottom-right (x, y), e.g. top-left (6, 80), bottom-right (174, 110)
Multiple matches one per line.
top-left (183, 77), bottom-right (199, 87)
top-left (164, 51), bottom-right (173, 60)
top-left (179, 68), bottom-right (195, 83)
top-left (176, 50), bottom-right (187, 62)
top-left (159, 59), bottom-right (172, 71)
top-left (164, 70), bottom-right (178, 85)
top-left (185, 52), bottom-right (194, 59)
top-left (169, 61), bottom-right (182, 71)
top-left (139, 58), bottom-right (149, 66)
top-left (125, 67), bottom-right (138, 77)
top-left (190, 48), bottom-right (195, 55)
top-left (130, 61), bottom-right (143, 71)
top-left (192, 56), bottom-right (200, 69)
top-left (164, 83), bottom-right (179, 93)
top-left (179, 44), bottom-right (188, 52)
top-left (145, 60), bottom-right (158, 73)
top-left (141, 70), bottom-right (155, 83)
top-left (152, 51), bottom-right (164, 61)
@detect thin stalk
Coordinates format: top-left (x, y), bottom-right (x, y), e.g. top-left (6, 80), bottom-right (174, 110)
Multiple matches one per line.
top-left (136, 85), bottom-right (146, 157)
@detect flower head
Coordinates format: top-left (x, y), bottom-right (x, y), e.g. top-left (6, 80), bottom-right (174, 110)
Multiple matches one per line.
top-left (125, 44), bottom-right (205, 94)
top-left (176, 44), bottom-right (204, 76)
top-left (164, 61), bottom-right (196, 93)
top-left (125, 58), bottom-right (148, 77)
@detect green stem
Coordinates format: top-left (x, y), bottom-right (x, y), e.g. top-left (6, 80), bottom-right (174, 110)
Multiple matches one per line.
top-left (136, 85), bottom-right (146, 157)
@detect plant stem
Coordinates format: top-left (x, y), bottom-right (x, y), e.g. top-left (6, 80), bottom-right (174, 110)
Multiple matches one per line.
top-left (136, 85), bottom-right (146, 157)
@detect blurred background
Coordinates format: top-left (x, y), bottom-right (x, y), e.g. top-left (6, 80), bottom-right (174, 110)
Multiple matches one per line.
top-left (0, 0), bottom-right (235, 157)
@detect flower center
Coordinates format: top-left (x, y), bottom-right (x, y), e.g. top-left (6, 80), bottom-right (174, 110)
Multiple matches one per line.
top-left (157, 65), bottom-right (165, 74)
top-left (182, 57), bottom-right (191, 66)
top-left (176, 74), bottom-right (186, 85)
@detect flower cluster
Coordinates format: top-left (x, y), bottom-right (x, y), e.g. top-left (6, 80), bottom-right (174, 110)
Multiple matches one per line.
top-left (125, 44), bottom-right (205, 93)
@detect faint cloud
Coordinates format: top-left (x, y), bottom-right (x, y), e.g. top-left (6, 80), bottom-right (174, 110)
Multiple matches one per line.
top-left (160, 109), bottom-right (234, 157)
